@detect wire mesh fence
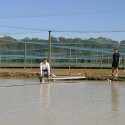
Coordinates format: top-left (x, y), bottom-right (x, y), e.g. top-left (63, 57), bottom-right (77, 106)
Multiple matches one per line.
top-left (0, 36), bottom-right (125, 69)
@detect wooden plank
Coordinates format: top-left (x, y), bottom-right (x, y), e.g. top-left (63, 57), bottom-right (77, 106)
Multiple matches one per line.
top-left (39, 76), bottom-right (86, 82)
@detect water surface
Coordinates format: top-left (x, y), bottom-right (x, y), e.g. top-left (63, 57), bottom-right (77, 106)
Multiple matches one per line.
top-left (0, 79), bottom-right (125, 125)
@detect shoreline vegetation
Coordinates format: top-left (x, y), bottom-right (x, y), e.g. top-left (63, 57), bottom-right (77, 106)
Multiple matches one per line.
top-left (0, 68), bottom-right (125, 81)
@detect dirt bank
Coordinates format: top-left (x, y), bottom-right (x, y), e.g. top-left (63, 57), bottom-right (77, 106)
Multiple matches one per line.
top-left (0, 68), bottom-right (125, 80)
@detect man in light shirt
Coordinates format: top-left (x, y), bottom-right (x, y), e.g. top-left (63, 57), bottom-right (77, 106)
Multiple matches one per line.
top-left (40, 58), bottom-right (50, 78)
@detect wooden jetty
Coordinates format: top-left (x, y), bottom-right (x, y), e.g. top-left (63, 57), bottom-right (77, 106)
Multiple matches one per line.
top-left (39, 75), bottom-right (86, 83)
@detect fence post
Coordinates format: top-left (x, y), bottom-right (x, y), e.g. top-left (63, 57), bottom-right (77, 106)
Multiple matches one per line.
top-left (48, 31), bottom-right (51, 64)
top-left (69, 48), bottom-right (71, 69)
top-left (24, 42), bottom-right (26, 68)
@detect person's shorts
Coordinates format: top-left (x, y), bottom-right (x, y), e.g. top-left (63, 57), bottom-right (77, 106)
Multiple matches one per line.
top-left (42, 69), bottom-right (48, 78)
top-left (112, 62), bottom-right (119, 68)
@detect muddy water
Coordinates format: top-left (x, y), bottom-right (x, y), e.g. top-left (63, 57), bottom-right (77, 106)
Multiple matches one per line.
top-left (0, 79), bottom-right (125, 125)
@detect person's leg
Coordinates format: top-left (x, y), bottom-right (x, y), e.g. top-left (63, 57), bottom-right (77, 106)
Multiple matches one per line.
top-left (115, 67), bottom-right (118, 76)
top-left (112, 62), bottom-right (115, 75)
top-left (42, 70), bottom-right (45, 77)
top-left (112, 67), bottom-right (114, 75)
top-left (115, 62), bottom-right (119, 76)
top-left (42, 69), bottom-right (48, 78)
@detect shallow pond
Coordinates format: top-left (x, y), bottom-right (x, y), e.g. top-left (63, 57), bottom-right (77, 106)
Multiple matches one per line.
top-left (0, 79), bottom-right (125, 125)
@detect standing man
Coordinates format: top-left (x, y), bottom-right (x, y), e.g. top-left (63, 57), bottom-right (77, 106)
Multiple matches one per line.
top-left (40, 58), bottom-right (51, 78)
top-left (112, 48), bottom-right (120, 76)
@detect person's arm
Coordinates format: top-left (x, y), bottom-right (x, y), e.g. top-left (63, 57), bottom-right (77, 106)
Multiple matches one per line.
top-left (112, 53), bottom-right (114, 63)
top-left (118, 53), bottom-right (120, 64)
top-left (40, 62), bottom-right (43, 76)
top-left (47, 63), bottom-right (50, 77)
top-left (119, 56), bottom-right (120, 64)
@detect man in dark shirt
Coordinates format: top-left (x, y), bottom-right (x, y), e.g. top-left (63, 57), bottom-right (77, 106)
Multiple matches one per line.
top-left (112, 48), bottom-right (120, 76)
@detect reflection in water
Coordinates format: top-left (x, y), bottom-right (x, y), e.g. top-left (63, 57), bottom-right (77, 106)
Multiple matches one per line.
top-left (111, 82), bottom-right (119, 124)
top-left (40, 84), bottom-right (51, 125)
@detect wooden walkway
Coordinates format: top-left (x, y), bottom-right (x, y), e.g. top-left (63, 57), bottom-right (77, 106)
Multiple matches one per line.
top-left (39, 75), bottom-right (86, 82)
